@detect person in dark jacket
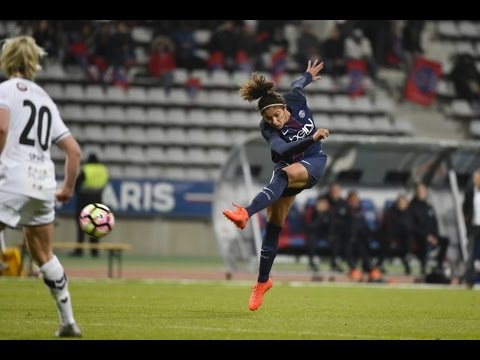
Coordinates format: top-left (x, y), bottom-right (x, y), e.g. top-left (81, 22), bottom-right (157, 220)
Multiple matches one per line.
top-left (345, 190), bottom-right (374, 281)
top-left (462, 169), bottom-right (480, 288)
top-left (382, 194), bottom-right (413, 275)
top-left (409, 182), bottom-right (449, 275)
top-left (322, 182), bottom-right (349, 272)
top-left (305, 196), bottom-right (332, 272)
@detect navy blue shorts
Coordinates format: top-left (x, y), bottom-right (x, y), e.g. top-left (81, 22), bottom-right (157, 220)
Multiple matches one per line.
top-left (273, 152), bottom-right (327, 197)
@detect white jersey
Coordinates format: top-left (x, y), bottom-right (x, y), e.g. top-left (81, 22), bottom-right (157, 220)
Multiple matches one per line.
top-left (0, 78), bottom-right (70, 201)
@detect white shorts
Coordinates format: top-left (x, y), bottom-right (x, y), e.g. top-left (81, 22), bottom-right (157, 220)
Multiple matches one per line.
top-left (0, 191), bottom-right (55, 228)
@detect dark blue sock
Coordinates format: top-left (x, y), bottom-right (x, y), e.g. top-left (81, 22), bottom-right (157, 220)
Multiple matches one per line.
top-left (246, 170), bottom-right (288, 217)
top-left (258, 222), bottom-right (282, 283)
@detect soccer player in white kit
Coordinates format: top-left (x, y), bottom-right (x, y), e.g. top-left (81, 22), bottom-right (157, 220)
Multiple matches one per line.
top-left (0, 36), bottom-right (82, 337)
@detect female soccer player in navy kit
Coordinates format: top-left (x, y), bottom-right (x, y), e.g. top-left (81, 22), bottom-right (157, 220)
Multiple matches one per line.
top-left (223, 59), bottom-right (329, 311)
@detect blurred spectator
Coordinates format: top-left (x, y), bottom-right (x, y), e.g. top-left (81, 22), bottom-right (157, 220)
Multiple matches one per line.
top-left (173, 21), bottom-right (205, 70)
top-left (345, 191), bottom-right (379, 281)
top-left (358, 20), bottom-right (393, 67)
top-left (236, 22), bottom-right (260, 73)
top-left (148, 36), bottom-right (176, 93)
top-left (185, 76), bottom-right (201, 100)
top-left (402, 20), bottom-right (425, 71)
top-left (256, 20), bottom-right (285, 48)
top-left (462, 169), bottom-right (480, 288)
top-left (322, 26), bottom-right (346, 79)
top-left (321, 182), bottom-right (349, 272)
top-left (345, 28), bottom-right (377, 81)
top-left (270, 27), bottom-right (289, 84)
top-left (381, 194), bottom-right (413, 275)
top-left (385, 20), bottom-right (404, 67)
top-left (151, 20), bottom-right (177, 37)
top-left (305, 196), bottom-right (332, 272)
top-left (295, 22), bottom-right (321, 69)
top-left (91, 22), bottom-right (114, 83)
top-left (107, 21), bottom-right (136, 88)
top-left (32, 20), bottom-right (62, 61)
top-left (65, 22), bottom-right (95, 80)
top-left (409, 182), bottom-right (449, 275)
top-left (208, 20), bottom-right (238, 71)
top-left (450, 53), bottom-right (480, 106)
top-left (110, 21), bottom-right (136, 69)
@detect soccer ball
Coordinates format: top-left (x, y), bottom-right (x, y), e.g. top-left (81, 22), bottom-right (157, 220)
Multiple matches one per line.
top-left (79, 203), bottom-right (115, 238)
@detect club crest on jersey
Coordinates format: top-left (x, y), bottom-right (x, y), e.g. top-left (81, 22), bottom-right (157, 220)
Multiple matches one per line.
top-left (16, 82), bottom-right (27, 91)
top-left (298, 110), bottom-right (305, 118)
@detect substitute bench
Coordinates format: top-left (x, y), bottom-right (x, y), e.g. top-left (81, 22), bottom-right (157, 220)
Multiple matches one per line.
top-left (53, 242), bottom-right (131, 278)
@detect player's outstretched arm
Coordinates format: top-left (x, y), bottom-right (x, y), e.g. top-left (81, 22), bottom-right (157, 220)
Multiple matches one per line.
top-left (290, 59), bottom-right (324, 91)
top-left (306, 59), bottom-right (324, 81)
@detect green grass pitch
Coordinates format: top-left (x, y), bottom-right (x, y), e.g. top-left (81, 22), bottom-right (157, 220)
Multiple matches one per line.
top-left (0, 277), bottom-right (479, 339)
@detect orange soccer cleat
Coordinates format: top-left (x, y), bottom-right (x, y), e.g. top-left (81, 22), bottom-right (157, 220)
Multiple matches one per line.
top-left (349, 268), bottom-right (362, 282)
top-left (222, 203), bottom-right (249, 230)
top-left (248, 277), bottom-right (273, 311)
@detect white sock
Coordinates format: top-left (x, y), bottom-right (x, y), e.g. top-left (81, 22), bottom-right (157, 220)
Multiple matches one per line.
top-left (40, 255), bottom-right (75, 326)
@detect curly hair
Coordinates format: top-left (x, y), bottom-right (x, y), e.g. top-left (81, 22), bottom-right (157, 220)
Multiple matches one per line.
top-left (239, 73), bottom-right (284, 113)
top-left (0, 36), bottom-right (46, 80)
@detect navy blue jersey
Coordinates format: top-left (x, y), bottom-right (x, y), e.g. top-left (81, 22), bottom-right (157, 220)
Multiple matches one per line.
top-left (260, 72), bottom-right (322, 164)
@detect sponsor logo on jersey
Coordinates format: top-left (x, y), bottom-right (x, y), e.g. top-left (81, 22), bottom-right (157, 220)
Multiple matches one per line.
top-left (16, 82), bottom-right (27, 91)
top-left (288, 118), bottom-right (314, 141)
top-left (298, 110), bottom-right (305, 118)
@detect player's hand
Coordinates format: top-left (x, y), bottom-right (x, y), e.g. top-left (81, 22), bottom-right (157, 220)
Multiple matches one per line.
top-left (306, 59), bottom-right (324, 81)
top-left (55, 187), bottom-right (74, 203)
top-left (313, 128), bottom-right (329, 141)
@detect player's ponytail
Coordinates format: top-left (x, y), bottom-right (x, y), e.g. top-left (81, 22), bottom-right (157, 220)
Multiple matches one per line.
top-left (239, 73), bottom-right (285, 114)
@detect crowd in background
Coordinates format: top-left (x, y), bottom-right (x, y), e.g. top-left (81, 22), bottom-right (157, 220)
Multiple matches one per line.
top-left (1, 20), bottom-right (427, 89)
top-left (300, 182), bottom-right (449, 282)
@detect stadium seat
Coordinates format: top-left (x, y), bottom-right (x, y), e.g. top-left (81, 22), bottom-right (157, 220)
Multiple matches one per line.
top-left (185, 128), bottom-right (209, 146)
top-left (166, 108), bottom-right (187, 124)
top-left (125, 126), bottom-right (147, 144)
top-left (187, 109), bottom-right (209, 127)
top-left (165, 147), bottom-right (186, 163)
top-left (145, 146), bottom-right (166, 164)
top-left (84, 84), bottom-right (105, 102)
top-left (127, 87), bottom-right (148, 104)
top-left (104, 105), bottom-right (126, 124)
top-left (125, 106), bottom-right (147, 124)
top-left (103, 145), bottom-right (125, 163)
top-left (62, 104), bottom-right (84, 121)
top-left (44, 84), bottom-right (64, 100)
top-left (84, 105), bottom-right (105, 123)
top-left (147, 88), bottom-right (167, 104)
top-left (146, 108), bottom-right (167, 125)
top-left (105, 86), bottom-right (127, 103)
top-left (123, 164), bottom-right (147, 179)
top-left (124, 146), bottom-right (147, 164)
top-left (64, 84), bottom-right (84, 101)
top-left (104, 125), bottom-right (126, 144)
top-left (209, 71), bottom-right (231, 87)
top-left (83, 124), bottom-right (105, 142)
top-left (185, 147), bottom-right (208, 164)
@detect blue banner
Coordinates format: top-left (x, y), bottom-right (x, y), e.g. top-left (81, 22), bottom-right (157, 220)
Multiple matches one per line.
top-left (56, 178), bottom-right (214, 219)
